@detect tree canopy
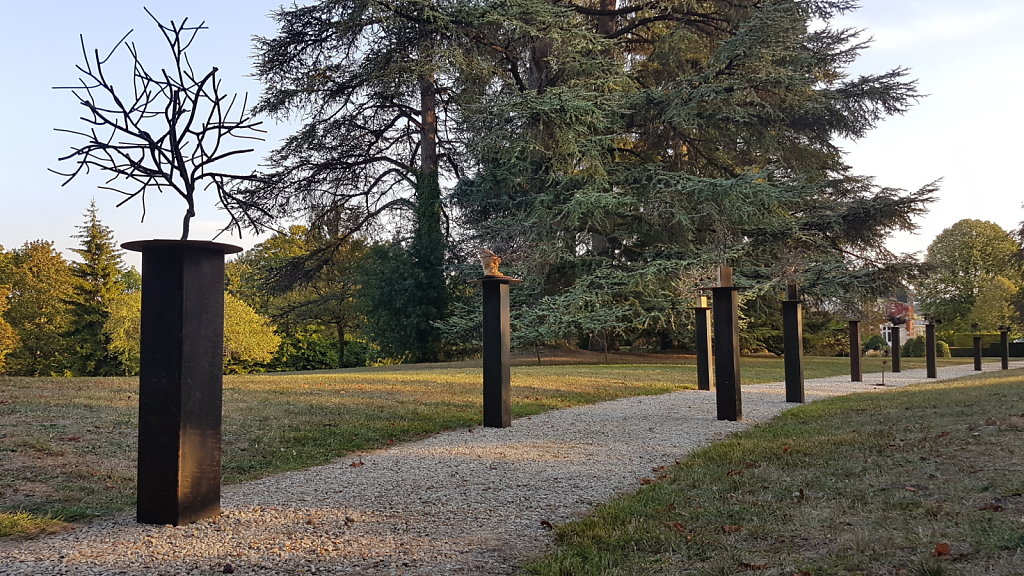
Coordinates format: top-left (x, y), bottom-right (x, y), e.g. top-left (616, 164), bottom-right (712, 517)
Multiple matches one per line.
top-left (0, 241), bottom-right (75, 376)
top-left (916, 218), bottom-right (1023, 332)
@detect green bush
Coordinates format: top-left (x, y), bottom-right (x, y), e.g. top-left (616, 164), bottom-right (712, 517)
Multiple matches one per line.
top-left (936, 340), bottom-right (951, 358)
top-left (863, 334), bottom-right (889, 352)
top-left (901, 335), bottom-right (926, 357)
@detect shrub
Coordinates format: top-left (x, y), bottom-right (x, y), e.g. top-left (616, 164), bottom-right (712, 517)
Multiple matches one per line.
top-left (863, 334), bottom-right (889, 353)
top-left (901, 335), bottom-right (926, 357)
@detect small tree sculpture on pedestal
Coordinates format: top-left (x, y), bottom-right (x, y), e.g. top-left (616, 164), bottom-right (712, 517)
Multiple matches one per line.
top-left (53, 10), bottom-right (265, 526)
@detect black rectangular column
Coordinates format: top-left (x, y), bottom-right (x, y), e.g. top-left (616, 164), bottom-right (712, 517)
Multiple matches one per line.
top-left (130, 241), bottom-right (234, 526)
top-left (849, 320), bottom-right (862, 382)
top-left (712, 267), bottom-right (742, 421)
top-left (694, 297), bottom-right (714, 391)
top-left (890, 326), bottom-right (901, 373)
top-left (925, 323), bottom-right (937, 378)
top-left (1000, 329), bottom-right (1010, 370)
top-left (482, 278), bottom-right (513, 427)
top-left (782, 285), bottom-right (804, 403)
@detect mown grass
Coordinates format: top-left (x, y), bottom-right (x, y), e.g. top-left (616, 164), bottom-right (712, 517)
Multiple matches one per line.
top-left (522, 370), bottom-right (1024, 576)
top-left (0, 354), bottom-right (975, 539)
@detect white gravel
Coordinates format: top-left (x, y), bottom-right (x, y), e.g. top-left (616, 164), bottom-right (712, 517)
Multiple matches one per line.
top-left (2, 361), bottom-right (1019, 575)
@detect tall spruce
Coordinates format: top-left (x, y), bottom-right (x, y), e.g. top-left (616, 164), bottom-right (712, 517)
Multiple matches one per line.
top-left (66, 201), bottom-right (128, 376)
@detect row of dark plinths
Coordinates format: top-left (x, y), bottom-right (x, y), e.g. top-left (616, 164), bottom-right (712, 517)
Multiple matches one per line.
top-left (125, 249), bottom-right (1014, 528)
top-left (693, 268), bottom-right (799, 422)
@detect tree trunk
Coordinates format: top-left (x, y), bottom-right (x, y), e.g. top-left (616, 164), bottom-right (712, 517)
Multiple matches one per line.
top-left (409, 72), bottom-right (447, 362)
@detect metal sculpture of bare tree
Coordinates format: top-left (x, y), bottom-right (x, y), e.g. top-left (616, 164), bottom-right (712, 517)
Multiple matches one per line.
top-left (53, 9), bottom-right (266, 240)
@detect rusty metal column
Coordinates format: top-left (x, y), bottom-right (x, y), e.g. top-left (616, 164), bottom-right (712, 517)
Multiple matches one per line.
top-left (974, 335), bottom-right (983, 371)
top-left (479, 275), bottom-right (521, 428)
top-left (999, 327), bottom-right (1010, 370)
top-left (693, 295), bottom-right (714, 391)
top-left (849, 320), bottom-right (862, 382)
top-left (782, 284), bottom-right (804, 403)
top-left (123, 240), bottom-right (241, 526)
top-left (712, 266), bottom-right (742, 421)
top-left (890, 325), bottom-right (901, 373)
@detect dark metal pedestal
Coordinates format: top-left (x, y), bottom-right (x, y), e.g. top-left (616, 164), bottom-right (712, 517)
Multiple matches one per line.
top-left (974, 336), bottom-right (983, 371)
top-left (782, 285), bottom-right (805, 403)
top-left (999, 328), bottom-right (1010, 370)
top-left (712, 268), bottom-right (742, 421)
top-left (123, 240), bottom-right (240, 526)
top-left (890, 325), bottom-right (901, 373)
top-left (479, 275), bottom-right (521, 428)
top-left (925, 323), bottom-right (937, 378)
top-left (693, 297), bottom-right (714, 391)
top-left (849, 320), bottom-right (862, 382)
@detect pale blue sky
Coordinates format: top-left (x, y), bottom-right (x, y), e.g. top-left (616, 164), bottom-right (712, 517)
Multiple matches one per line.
top-left (1, 1), bottom-right (1022, 268)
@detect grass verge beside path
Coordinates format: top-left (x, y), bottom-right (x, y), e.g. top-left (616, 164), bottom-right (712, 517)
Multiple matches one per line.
top-left (522, 370), bottom-right (1024, 576)
top-left (0, 355), bottom-right (977, 539)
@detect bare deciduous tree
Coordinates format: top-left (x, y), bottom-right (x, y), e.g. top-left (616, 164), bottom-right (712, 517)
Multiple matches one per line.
top-left (53, 8), bottom-right (267, 240)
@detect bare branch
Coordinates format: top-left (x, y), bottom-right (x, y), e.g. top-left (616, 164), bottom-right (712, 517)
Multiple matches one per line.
top-left (54, 9), bottom-right (264, 240)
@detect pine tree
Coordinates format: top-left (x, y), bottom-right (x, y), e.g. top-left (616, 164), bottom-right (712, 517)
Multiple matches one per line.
top-left (66, 201), bottom-right (129, 376)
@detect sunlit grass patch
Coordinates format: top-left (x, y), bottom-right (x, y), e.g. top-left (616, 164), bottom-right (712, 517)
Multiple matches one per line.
top-left (522, 370), bottom-right (1024, 576)
top-left (0, 511), bottom-right (68, 539)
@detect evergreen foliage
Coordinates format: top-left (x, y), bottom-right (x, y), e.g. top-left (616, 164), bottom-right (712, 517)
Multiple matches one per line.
top-left (248, 0), bottom-right (457, 359)
top-left (247, 0), bottom-right (938, 357)
top-left (65, 201), bottom-right (130, 376)
top-left (452, 0), bottom-right (936, 349)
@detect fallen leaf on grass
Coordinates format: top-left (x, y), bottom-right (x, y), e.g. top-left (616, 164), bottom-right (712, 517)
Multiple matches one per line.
top-left (726, 469), bottom-right (744, 477)
top-left (722, 524), bottom-right (744, 533)
top-left (740, 562), bottom-right (769, 570)
top-left (782, 445), bottom-right (792, 453)
top-left (663, 521), bottom-right (693, 540)
top-left (931, 542), bottom-right (952, 557)
top-left (978, 502), bottom-right (1005, 512)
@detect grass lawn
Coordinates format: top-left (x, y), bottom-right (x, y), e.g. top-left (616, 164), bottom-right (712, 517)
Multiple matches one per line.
top-left (522, 370), bottom-right (1024, 576)
top-left (0, 354), bottom-right (975, 539)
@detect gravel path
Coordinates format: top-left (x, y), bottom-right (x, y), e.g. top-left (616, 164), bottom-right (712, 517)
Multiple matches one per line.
top-left (2, 361), bottom-right (1019, 575)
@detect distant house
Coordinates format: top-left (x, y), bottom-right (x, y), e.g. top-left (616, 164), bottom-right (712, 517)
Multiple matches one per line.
top-left (880, 294), bottom-right (920, 346)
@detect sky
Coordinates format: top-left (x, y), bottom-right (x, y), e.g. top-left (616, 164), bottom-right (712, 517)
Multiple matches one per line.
top-left (1, 0), bottom-right (1022, 269)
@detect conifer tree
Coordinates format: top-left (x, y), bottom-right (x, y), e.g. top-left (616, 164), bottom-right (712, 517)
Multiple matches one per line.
top-left (66, 201), bottom-right (129, 376)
